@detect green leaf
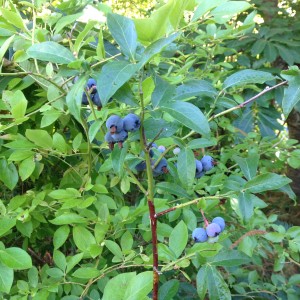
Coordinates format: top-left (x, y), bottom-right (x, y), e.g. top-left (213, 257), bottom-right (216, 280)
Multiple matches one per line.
top-left (46, 267), bottom-right (64, 278)
top-left (53, 132), bottom-right (68, 153)
top-left (0, 35), bottom-right (15, 62)
top-left (282, 75), bottom-right (300, 117)
top-left (187, 242), bottom-right (223, 257)
top-left (121, 231), bottom-right (133, 252)
top-left (96, 61), bottom-right (139, 106)
top-left (53, 225), bottom-right (70, 250)
top-left (244, 173), bottom-right (292, 193)
top-left (50, 213), bottom-right (87, 225)
top-left (139, 33), bottom-right (180, 65)
top-left (10, 90), bottom-right (27, 119)
top-left (73, 20), bottom-right (97, 53)
top-left (169, 220), bottom-right (188, 258)
top-left (158, 279), bottom-right (180, 300)
top-left (27, 42), bottom-right (75, 64)
top-left (0, 263), bottom-right (13, 294)
top-left (264, 232), bottom-right (285, 243)
top-left (111, 143), bottom-right (128, 178)
top-left (0, 159), bottom-right (18, 190)
top-left (25, 129), bottom-right (53, 149)
top-left (54, 13), bottom-right (82, 34)
top-left (233, 153), bottom-right (259, 180)
top-left (48, 188), bottom-right (81, 200)
top-left (66, 76), bottom-right (86, 122)
top-left (53, 250), bottom-right (66, 271)
top-left (73, 226), bottom-right (96, 252)
top-left (0, 247), bottom-right (32, 270)
top-left (19, 156), bottom-right (35, 181)
top-left (177, 148), bottom-right (195, 189)
top-left (251, 39), bottom-right (267, 56)
top-left (102, 272), bottom-right (136, 300)
top-left (0, 8), bottom-right (26, 30)
top-left (192, 0), bottom-right (228, 21)
top-left (104, 240), bottom-right (123, 260)
top-left (88, 120), bottom-right (102, 142)
top-left (238, 192), bottom-right (254, 222)
top-left (41, 109), bottom-right (62, 128)
top-left (196, 266), bottom-right (208, 300)
top-left (72, 267), bottom-right (101, 279)
top-left (151, 76), bottom-right (176, 108)
top-left (156, 182), bottom-right (190, 198)
top-left (211, 1), bottom-right (251, 24)
top-left (187, 138), bottom-right (217, 149)
top-left (174, 80), bottom-right (217, 100)
top-left (0, 218), bottom-right (16, 237)
top-left (161, 101), bottom-right (210, 135)
top-left (123, 271), bottom-right (153, 300)
top-left (206, 265), bottom-right (231, 300)
top-left (107, 13), bottom-right (137, 60)
top-left (223, 69), bottom-right (275, 89)
top-left (210, 250), bottom-right (251, 266)
top-left (66, 253), bottom-right (84, 274)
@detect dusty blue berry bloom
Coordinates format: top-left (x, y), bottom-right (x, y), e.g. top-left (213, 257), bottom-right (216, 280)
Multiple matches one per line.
top-left (153, 158), bottom-right (168, 176)
top-left (212, 217), bottom-right (225, 231)
top-left (192, 227), bottom-right (208, 243)
top-left (206, 223), bottom-right (221, 237)
top-left (123, 113), bottom-right (141, 132)
top-left (106, 115), bottom-right (124, 134)
top-left (201, 155), bottom-right (215, 172)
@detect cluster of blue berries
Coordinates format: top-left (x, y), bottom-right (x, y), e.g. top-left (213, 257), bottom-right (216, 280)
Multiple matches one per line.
top-left (192, 216), bottom-right (225, 243)
top-left (195, 155), bottom-right (216, 178)
top-left (81, 78), bottom-right (102, 110)
top-left (105, 114), bottom-right (140, 149)
top-left (135, 144), bottom-right (169, 176)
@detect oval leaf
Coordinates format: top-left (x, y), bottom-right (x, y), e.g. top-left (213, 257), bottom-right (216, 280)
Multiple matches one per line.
top-left (161, 101), bottom-right (210, 135)
top-left (27, 41), bottom-right (75, 64)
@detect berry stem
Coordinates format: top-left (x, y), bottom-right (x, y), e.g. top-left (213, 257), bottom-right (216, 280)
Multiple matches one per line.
top-left (201, 209), bottom-right (210, 227)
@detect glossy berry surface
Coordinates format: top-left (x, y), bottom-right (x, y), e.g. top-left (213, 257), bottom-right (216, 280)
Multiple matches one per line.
top-left (123, 113), bottom-right (141, 132)
top-left (192, 227), bottom-right (208, 243)
top-left (212, 217), bottom-right (225, 231)
top-left (201, 155), bottom-right (215, 172)
top-left (106, 115), bottom-right (124, 134)
top-left (206, 223), bottom-right (221, 237)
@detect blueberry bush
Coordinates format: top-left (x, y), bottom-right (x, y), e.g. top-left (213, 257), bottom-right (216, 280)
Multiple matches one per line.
top-left (0, 0), bottom-right (300, 299)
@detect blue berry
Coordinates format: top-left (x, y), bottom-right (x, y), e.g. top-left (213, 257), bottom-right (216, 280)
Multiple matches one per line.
top-left (91, 92), bottom-right (102, 108)
top-left (105, 132), bottom-right (114, 143)
top-left (195, 171), bottom-right (205, 179)
top-left (106, 115), bottom-right (124, 134)
top-left (135, 161), bottom-right (146, 172)
top-left (153, 158), bottom-right (168, 176)
top-left (192, 228), bottom-right (208, 243)
top-left (112, 130), bottom-right (128, 142)
top-left (173, 147), bottom-right (181, 155)
top-left (212, 217), bottom-right (225, 232)
top-left (157, 145), bottom-right (166, 153)
top-left (87, 78), bottom-right (97, 91)
top-left (201, 155), bottom-right (215, 172)
top-left (206, 223), bottom-right (221, 237)
top-left (123, 113), bottom-right (140, 132)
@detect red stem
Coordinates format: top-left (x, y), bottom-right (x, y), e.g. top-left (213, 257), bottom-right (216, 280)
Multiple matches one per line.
top-left (148, 200), bottom-right (159, 300)
top-left (201, 209), bottom-right (209, 227)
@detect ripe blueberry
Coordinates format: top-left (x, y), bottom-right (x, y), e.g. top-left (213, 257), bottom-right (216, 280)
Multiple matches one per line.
top-left (211, 217), bottom-right (225, 232)
top-left (106, 115), bottom-right (124, 134)
top-left (206, 223), bottom-right (221, 237)
top-left (201, 155), bottom-right (215, 172)
top-left (192, 227), bottom-right (208, 243)
top-left (153, 158), bottom-right (168, 176)
top-left (123, 113), bottom-right (141, 132)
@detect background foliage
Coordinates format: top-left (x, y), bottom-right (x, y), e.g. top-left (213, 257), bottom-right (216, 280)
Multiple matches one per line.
top-left (0, 0), bottom-right (300, 299)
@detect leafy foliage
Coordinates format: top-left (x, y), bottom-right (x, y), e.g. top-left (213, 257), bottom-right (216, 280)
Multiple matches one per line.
top-left (0, 0), bottom-right (300, 299)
